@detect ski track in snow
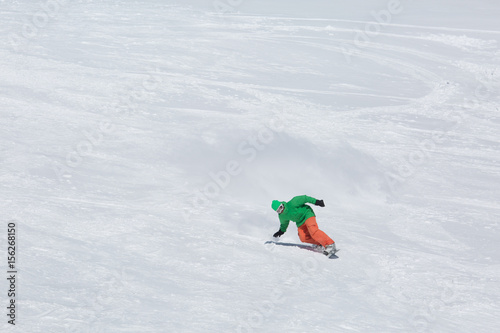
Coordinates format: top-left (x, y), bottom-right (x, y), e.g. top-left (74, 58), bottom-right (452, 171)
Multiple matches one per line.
top-left (1, 1), bottom-right (499, 332)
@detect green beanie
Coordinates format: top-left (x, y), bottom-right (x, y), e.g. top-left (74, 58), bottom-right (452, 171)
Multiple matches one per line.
top-left (271, 200), bottom-right (282, 211)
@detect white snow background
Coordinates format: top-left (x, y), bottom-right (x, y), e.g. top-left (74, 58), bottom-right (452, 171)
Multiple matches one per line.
top-left (1, 0), bottom-right (500, 332)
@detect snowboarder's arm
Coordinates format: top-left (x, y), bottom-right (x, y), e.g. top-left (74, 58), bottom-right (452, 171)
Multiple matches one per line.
top-left (290, 195), bottom-right (325, 207)
top-left (279, 218), bottom-right (290, 233)
top-left (290, 195), bottom-right (317, 206)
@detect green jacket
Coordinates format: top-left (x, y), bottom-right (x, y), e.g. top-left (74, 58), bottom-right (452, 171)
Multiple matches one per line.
top-left (276, 195), bottom-right (318, 233)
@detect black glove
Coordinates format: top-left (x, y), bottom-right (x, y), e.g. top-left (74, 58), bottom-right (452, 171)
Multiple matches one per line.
top-left (315, 199), bottom-right (325, 207)
top-left (273, 230), bottom-right (284, 238)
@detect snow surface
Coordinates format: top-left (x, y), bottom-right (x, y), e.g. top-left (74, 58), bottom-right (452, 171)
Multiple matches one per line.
top-left (1, 0), bottom-right (500, 332)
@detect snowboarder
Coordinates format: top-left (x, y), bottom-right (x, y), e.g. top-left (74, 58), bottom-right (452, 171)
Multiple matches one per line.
top-left (271, 195), bottom-right (337, 256)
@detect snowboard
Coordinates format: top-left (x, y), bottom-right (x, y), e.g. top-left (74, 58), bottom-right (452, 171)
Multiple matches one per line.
top-left (265, 241), bottom-right (340, 258)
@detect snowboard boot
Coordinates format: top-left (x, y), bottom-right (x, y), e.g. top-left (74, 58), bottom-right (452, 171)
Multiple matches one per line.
top-left (311, 244), bottom-right (323, 252)
top-left (323, 243), bottom-right (337, 256)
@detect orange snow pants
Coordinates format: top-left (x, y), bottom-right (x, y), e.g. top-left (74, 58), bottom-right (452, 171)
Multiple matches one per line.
top-left (297, 216), bottom-right (334, 247)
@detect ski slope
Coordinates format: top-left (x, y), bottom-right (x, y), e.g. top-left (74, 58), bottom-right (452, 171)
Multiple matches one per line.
top-left (1, 0), bottom-right (499, 332)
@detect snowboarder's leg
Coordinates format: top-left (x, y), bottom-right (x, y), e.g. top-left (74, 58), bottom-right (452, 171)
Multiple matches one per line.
top-left (303, 217), bottom-right (334, 247)
top-left (297, 224), bottom-right (321, 245)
